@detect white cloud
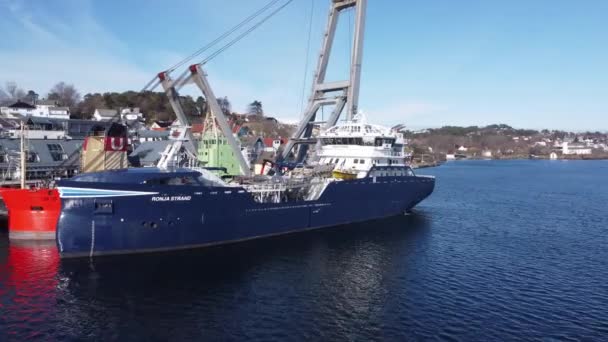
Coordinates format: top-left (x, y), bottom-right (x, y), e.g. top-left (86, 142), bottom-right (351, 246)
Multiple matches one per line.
top-left (0, 0), bottom-right (318, 127)
top-left (372, 100), bottom-right (448, 126)
top-left (0, 0), bottom-right (151, 96)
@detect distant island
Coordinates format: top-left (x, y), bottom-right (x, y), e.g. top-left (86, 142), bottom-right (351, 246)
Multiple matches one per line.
top-left (405, 124), bottom-right (608, 161)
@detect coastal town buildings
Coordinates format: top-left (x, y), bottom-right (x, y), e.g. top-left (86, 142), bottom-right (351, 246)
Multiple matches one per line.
top-left (558, 142), bottom-right (592, 155)
top-left (120, 108), bottom-right (143, 122)
top-left (93, 108), bottom-right (118, 121)
top-left (0, 100), bottom-right (70, 120)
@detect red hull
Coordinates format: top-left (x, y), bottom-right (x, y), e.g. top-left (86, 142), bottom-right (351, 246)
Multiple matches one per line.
top-left (0, 188), bottom-right (60, 240)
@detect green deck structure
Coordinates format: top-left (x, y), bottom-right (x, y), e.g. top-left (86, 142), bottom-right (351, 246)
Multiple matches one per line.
top-left (197, 116), bottom-right (243, 176)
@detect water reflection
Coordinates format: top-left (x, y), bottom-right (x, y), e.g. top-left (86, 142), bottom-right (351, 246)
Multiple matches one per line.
top-left (0, 238), bottom-right (59, 339)
top-left (0, 213), bottom-right (430, 340)
top-left (53, 213), bottom-right (431, 340)
top-left (58, 213), bottom-right (431, 288)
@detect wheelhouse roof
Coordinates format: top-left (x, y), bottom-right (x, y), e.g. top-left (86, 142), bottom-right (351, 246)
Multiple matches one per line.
top-left (65, 167), bottom-right (202, 184)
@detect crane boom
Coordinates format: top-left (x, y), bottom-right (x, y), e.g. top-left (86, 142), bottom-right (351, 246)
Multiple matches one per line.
top-left (157, 71), bottom-right (197, 157)
top-left (187, 64), bottom-right (251, 176)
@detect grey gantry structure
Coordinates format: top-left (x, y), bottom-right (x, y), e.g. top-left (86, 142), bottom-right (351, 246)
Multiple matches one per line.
top-left (281, 0), bottom-right (367, 163)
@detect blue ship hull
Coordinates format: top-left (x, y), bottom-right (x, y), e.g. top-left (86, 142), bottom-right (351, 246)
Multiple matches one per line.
top-left (56, 172), bottom-right (435, 258)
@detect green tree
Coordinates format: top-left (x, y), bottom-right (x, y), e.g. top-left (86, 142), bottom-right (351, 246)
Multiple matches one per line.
top-left (195, 96), bottom-right (207, 116)
top-left (248, 100), bottom-right (263, 116)
top-left (217, 96), bottom-right (231, 115)
top-left (24, 90), bottom-right (39, 104)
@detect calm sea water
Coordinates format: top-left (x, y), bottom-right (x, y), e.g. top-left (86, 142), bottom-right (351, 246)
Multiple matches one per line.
top-left (1, 160), bottom-right (607, 341)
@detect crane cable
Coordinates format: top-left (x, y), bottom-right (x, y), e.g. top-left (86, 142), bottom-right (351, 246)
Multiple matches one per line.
top-left (166, 0), bottom-right (283, 72)
top-left (50, 0), bottom-right (295, 181)
top-left (141, 0), bottom-right (284, 92)
top-left (200, 0), bottom-right (294, 65)
top-left (299, 0), bottom-right (315, 117)
top-left (174, 0), bottom-right (295, 90)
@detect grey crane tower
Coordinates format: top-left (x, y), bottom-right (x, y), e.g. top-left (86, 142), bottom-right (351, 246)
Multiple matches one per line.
top-left (281, 0), bottom-right (367, 163)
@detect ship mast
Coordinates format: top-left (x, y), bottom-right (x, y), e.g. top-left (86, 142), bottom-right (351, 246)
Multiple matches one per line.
top-left (19, 121), bottom-right (27, 189)
top-left (281, 0), bottom-right (367, 163)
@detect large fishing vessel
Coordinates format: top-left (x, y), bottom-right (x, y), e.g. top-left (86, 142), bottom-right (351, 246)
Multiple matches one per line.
top-left (55, 0), bottom-right (436, 258)
top-left (56, 120), bottom-right (434, 258)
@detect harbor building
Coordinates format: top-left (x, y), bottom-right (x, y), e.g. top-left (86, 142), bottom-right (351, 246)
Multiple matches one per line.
top-left (0, 100), bottom-right (70, 120)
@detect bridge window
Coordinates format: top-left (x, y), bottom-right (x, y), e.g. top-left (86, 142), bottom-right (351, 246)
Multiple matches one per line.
top-left (143, 176), bottom-right (198, 186)
top-left (27, 152), bottom-right (39, 163)
top-left (47, 143), bottom-right (66, 161)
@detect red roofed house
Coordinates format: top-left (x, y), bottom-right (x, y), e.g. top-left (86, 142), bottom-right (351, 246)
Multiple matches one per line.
top-left (262, 137), bottom-right (287, 153)
top-left (191, 123), bottom-right (205, 139)
top-left (150, 120), bottom-right (173, 131)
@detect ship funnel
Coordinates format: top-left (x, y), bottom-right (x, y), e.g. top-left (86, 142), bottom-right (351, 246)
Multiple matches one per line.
top-left (81, 123), bottom-right (129, 173)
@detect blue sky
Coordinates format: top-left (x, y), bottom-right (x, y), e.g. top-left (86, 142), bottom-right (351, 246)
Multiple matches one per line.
top-left (1, 0), bottom-right (607, 131)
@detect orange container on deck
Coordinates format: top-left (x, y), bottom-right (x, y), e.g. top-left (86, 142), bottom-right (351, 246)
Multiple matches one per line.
top-left (0, 188), bottom-right (60, 240)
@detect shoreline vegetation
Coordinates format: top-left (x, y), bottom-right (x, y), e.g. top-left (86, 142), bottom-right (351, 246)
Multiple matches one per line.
top-left (2, 83), bottom-right (606, 163)
top-left (406, 124), bottom-right (608, 163)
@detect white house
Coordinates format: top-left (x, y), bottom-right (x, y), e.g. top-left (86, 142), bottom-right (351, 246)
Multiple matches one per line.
top-left (44, 106), bottom-right (70, 120)
top-left (0, 100), bottom-right (70, 120)
top-left (137, 129), bottom-right (170, 142)
top-left (0, 100), bottom-right (36, 118)
top-left (121, 107), bottom-right (143, 122)
top-left (36, 100), bottom-right (70, 119)
top-left (93, 108), bottom-right (118, 121)
top-left (562, 142), bottom-right (592, 155)
top-left (262, 137), bottom-right (286, 153)
top-left (6, 117), bottom-right (68, 139)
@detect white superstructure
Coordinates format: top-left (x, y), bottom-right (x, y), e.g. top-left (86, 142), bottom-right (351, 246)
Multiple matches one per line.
top-left (315, 114), bottom-right (410, 178)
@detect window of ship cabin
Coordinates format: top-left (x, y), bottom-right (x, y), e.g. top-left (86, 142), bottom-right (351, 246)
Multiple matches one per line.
top-left (354, 159), bottom-right (359, 164)
top-left (27, 152), bottom-right (39, 163)
top-left (143, 176), bottom-right (198, 186)
top-left (374, 138), bottom-right (383, 146)
top-left (47, 143), bottom-right (65, 161)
